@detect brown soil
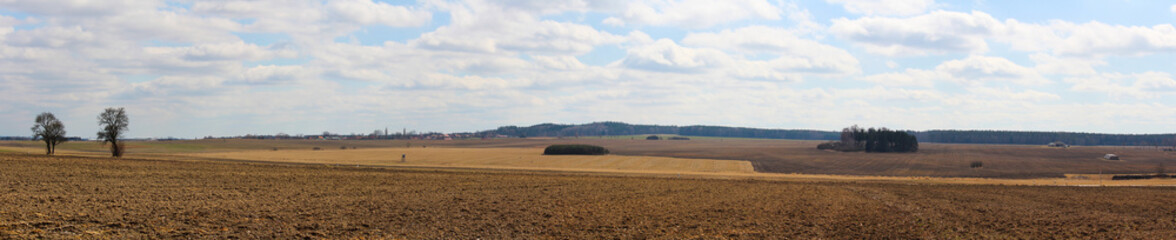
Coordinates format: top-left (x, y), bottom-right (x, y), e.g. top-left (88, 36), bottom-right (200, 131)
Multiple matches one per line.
top-left (2, 152), bottom-right (1175, 239)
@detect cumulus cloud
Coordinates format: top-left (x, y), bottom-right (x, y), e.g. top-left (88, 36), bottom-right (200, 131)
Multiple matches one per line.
top-left (238, 65), bottom-right (315, 85)
top-left (4, 26), bottom-right (96, 48)
top-left (833, 9), bottom-right (1176, 57)
top-left (411, 1), bottom-right (624, 55)
top-left (966, 87), bottom-right (1060, 102)
top-left (0, 0), bottom-right (161, 17)
top-left (830, 11), bottom-right (1000, 56)
top-left (681, 26), bottom-right (860, 75)
top-left (2, 0), bottom-right (1176, 137)
top-left (621, 39), bottom-right (730, 72)
top-left (602, 0), bottom-right (782, 28)
top-left (863, 55), bottom-right (1046, 86)
top-left (861, 69), bottom-right (942, 87)
top-left (1004, 20), bottom-right (1176, 57)
top-left (1029, 53), bottom-right (1105, 76)
top-left (825, 0), bottom-right (935, 16)
top-left (325, 0), bottom-right (432, 27)
top-left (1067, 72), bottom-right (1176, 99)
top-left (836, 86), bottom-right (943, 102)
top-left (935, 55), bottom-right (1047, 85)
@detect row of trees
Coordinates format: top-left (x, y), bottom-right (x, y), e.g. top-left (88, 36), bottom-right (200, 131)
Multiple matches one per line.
top-left (30, 108), bottom-right (129, 157)
top-left (819, 125), bottom-right (919, 153)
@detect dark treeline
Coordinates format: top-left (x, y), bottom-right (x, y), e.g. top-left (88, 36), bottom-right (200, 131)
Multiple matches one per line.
top-left (479, 122), bottom-right (1176, 147)
top-left (819, 126), bottom-right (919, 152)
top-left (679, 126), bottom-right (839, 140)
top-left (482, 122), bottom-right (836, 140)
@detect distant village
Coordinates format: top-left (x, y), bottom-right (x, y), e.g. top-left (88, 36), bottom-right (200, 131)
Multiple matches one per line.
top-left (201, 128), bottom-right (488, 141)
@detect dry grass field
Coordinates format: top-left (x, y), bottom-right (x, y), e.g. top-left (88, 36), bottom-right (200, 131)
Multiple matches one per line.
top-left (3, 152), bottom-right (1176, 239)
top-left (184, 147), bottom-right (755, 174)
top-left (4, 138), bottom-right (1173, 180)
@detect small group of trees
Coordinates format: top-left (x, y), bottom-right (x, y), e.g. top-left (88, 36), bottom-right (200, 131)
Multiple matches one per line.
top-left (543, 144), bottom-right (610, 155)
top-left (818, 125), bottom-right (918, 153)
top-left (31, 113), bottom-right (68, 155)
top-left (29, 107), bottom-right (128, 157)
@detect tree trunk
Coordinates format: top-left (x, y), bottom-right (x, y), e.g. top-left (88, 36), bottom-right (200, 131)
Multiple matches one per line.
top-left (45, 141), bottom-right (51, 155)
top-left (111, 141), bottom-right (122, 157)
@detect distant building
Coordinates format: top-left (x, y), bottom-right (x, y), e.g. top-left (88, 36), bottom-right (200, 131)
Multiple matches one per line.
top-left (1047, 141), bottom-right (1069, 148)
top-left (1103, 154), bottom-right (1119, 160)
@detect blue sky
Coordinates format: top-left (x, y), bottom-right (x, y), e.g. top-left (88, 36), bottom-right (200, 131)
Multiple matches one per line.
top-left (2, 0), bottom-right (1176, 138)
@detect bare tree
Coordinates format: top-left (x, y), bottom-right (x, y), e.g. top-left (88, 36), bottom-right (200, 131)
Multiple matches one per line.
top-left (31, 112), bottom-right (68, 155)
top-left (97, 107), bottom-right (129, 157)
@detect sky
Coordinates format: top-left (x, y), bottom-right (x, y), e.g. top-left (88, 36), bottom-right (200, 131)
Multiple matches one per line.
top-left (2, 0), bottom-right (1176, 138)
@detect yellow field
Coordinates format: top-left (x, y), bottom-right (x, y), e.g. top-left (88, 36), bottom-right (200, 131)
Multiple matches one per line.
top-left (184, 147), bottom-right (756, 174)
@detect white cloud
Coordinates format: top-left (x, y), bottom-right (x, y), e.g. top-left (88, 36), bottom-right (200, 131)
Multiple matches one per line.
top-left (825, 0), bottom-right (935, 16)
top-left (191, 0), bottom-right (325, 36)
top-left (165, 41), bottom-right (296, 61)
top-left (0, 0), bottom-right (161, 17)
top-left (68, 7), bottom-right (244, 44)
top-left (1008, 21), bottom-right (1176, 57)
top-left (863, 55), bottom-right (1046, 87)
top-left (604, 0), bottom-right (782, 28)
top-left (621, 39), bottom-right (730, 72)
top-left (966, 87), bottom-right (1060, 102)
top-left (238, 65), bottom-right (314, 85)
top-left (129, 76), bottom-right (230, 96)
top-left (417, 73), bottom-right (534, 90)
top-left (1029, 53), bottom-right (1105, 76)
top-left (325, 0), bottom-right (432, 27)
top-left (4, 26), bottom-right (96, 48)
top-left (836, 86), bottom-right (943, 101)
top-left (935, 55), bottom-right (1047, 85)
top-left (1065, 72), bottom-right (1176, 99)
top-left (832, 10), bottom-right (1176, 57)
top-left (681, 26), bottom-right (860, 75)
top-left (830, 11), bottom-right (1000, 56)
top-left (532, 55), bottom-right (587, 70)
top-left (3, 0), bottom-right (1176, 137)
top-left (1171, 4), bottom-right (1176, 13)
top-left (861, 69), bottom-right (942, 87)
top-left (411, 2), bottom-right (624, 55)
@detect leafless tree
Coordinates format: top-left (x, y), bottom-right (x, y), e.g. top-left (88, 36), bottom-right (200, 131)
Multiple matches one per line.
top-left (97, 107), bottom-right (129, 157)
top-left (31, 112), bottom-right (68, 155)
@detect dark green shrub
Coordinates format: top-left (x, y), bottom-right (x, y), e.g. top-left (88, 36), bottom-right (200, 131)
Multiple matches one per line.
top-left (646, 135), bottom-right (661, 140)
top-left (543, 144), bottom-right (610, 155)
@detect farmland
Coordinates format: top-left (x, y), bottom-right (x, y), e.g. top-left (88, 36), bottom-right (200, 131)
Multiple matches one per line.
top-left (3, 152), bottom-right (1176, 239)
top-left (185, 147), bottom-right (754, 174)
top-left (3, 138), bottom-right (1174, 180)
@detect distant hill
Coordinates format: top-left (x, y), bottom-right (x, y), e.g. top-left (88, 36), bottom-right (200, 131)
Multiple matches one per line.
top-left (479, 122), bottom-right (838, 140)
top-left (478, 122), bottom-right (1176, 146)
